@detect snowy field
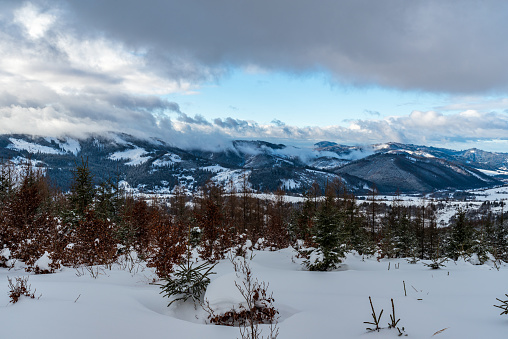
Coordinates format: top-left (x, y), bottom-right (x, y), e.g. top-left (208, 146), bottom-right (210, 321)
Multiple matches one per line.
top-left (1, 250), bottom-right (508, 338)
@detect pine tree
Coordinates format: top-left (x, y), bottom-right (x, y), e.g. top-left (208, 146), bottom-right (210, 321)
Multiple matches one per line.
top-left (342, 195), bottom-right (369, 255)
top-left (292, 192), bottom-right (316, 244)
top-left (493, 210), bottom-right (508, 261)
top-left (0, 161), bottom-right (14, 206)
top-left (95, 174), bottom-right (124, 222)
top-left (305, 194), bottom-right (345, 271)
top-left (2, 164), bottom-right (56, 267)
top-left (446, 208), bottom-right (475, 260)
top-left (393, 208), bottom-right (416, 258)
top-left (69, 157), bottom-right (95, 218)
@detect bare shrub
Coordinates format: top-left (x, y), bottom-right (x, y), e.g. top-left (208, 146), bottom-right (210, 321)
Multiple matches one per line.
top-left (204, 256), bottom-right (279, 339)
top-left (7, 276), bottom-right (36, 304)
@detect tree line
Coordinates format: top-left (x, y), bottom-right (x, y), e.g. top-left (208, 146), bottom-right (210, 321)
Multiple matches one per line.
top-left (0, 159), bottom-right (506, 276)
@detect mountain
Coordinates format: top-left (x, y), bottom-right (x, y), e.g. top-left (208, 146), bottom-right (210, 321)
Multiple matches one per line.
top-left (0, 134), bottom-right (370, 194)
top-left (0, 134), bottom-right (503, 195)
top-left (336, 152), bottom-right (499, 193)
top-left (315, 141), bottom-right (506, 193)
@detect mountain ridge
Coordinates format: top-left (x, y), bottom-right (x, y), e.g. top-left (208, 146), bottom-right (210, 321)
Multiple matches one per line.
top-left (0, 133), bottom-right (504, 195)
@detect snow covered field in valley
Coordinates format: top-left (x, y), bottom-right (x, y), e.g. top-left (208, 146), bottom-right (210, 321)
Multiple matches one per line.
top-left (1, 249), bottom-right (508, 339)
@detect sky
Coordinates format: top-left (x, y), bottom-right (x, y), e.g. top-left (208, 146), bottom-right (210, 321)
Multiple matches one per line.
top-left (1, 0), bottom-right (508, 151)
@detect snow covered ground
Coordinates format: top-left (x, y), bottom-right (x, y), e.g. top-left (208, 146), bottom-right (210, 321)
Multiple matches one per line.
top-left (1, 250), bottom-right (508, 338)
top-left (7, 138), bottom-right (65, 155)
top-left (108, 147), bottom-right (152, 166)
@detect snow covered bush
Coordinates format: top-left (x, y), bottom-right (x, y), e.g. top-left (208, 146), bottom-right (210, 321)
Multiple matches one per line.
top-left (204, 256), bottom-right (279, 339)
top-left (65, 210), bottom-right (118, 267)
top-left (146, 216), bottom-right (187, 277)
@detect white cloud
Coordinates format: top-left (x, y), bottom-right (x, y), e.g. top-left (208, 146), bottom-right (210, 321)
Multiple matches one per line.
top-left (14, 2), bottom-right (56, 39)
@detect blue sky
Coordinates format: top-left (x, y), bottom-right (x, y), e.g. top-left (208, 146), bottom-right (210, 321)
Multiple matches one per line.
top-left (1, 1), bottom-right (508, 152)
top-left (172, 69), bottom-right (449, 127)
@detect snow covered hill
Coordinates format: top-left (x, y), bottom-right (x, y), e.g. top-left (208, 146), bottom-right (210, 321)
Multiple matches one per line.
top-left (0, 133), bottom-right (503, 194)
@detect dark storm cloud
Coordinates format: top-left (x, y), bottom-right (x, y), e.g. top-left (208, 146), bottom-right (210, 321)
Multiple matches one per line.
top-left (63, 0), bottom-right (508, 94)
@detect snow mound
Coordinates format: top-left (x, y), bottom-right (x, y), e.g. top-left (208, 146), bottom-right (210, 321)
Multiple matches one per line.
top-left (204, 273), bottom-right (246, 314)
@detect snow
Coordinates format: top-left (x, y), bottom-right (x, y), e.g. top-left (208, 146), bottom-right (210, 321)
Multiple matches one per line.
top-left (375, 143), bottom-right (391, 150)
top-left (8, 138), bottom-right (65, 155)
top-left (108, 147), bottom-right (151, 166)
top-left (44, 137), bottom-right (81, 155)
top-left (34, 252), bottom-right (52, 272)
top-left (280, 178), bottom-right (301, 190)
top-left (5, 156), bottom-right (47, 181)
top-left (211, 169), bottom-right (251, 192)
top-left (468, 185), bottom-right (508, 202)
top-left (200, 165), bottom-right (229, 173)
top-left (9, 156), bottom-right (45, 167)
top-left (388, 149), bottom-right (436, 158)
top-left (2, 251), bottom-right (508, 338)
top-left (464, 168), bottom-right (487, 181)
top-left (152, 153), bottom-right (182, 167)
top-left (57, 138), bottom-right (81, 155)
top-left (477, 168), bottom-right (508, 176)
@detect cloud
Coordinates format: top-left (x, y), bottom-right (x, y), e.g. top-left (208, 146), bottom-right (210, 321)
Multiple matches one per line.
top-left (0, 2), bottom-right (196, 144)
top-left (271, 119), bottom-right (286, 127)
top-left (177, 112), bottom-right (211, 126)
top-left (364, 110), bottom-right (380, 117)
top-left (59, 0), bottom-right (508, 94)
top-left (436, 97), bottom-right (508, 112)
top-left (2, 1), bottom-right (508, 152)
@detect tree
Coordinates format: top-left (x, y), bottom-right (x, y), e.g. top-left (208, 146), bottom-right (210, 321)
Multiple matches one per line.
top-left (393, 208), bottom-right (416, 258)
top-left (68, 157), bottom-right (95, 218)
top-left (341, 194), bottom-right (369, 254)
top-left (0, 161), bottom-right (14, 206)
top-left (493, 210), bottom-right (508, 261)
top-left (95, 175), bottom-right (123, 222)
top-left (446, 208), bottom-right (474, 260)
top-left (265, 188), bottom-right (289, 250)
top-left (291, 192), bottom-right (317, 244)
top-left (2, 164), bottom-right (55, 266)
top-left (305, 194), bottom-right (345, 271)
top-left (196, 182), bottom-right (232, 262)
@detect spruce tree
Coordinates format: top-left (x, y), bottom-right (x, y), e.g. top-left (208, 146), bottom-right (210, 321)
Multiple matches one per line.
top-left (69, 157), bottom-right (95, 218)
top-left (342, 195), bottom-right (369, 255)
top-left (446, 208), bottom-right (474, 260)
top-left (95, 176), bottom-right (123, 222)
top-left (0, 161), bottom-right (14, 206)
top-left (393, 209), bottom-right (416, 258)
top-left (305, 194), bottom-right (345, 271)
top-left (292, 197), bottom-right (315, 244)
